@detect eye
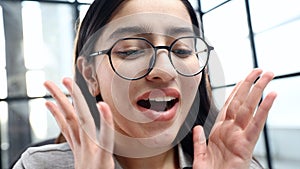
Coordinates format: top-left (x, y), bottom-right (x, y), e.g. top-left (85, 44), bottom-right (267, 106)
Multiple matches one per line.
top-left (172, 49), bottom-right (193, 58)
top-left (114, 49), bottom-right (145, 59)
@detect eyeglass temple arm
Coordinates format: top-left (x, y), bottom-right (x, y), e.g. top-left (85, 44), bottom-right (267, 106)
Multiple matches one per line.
top-left (89, 49), bottom-right (110, 57)
top-left (195, 46), bottom-right (214, 54)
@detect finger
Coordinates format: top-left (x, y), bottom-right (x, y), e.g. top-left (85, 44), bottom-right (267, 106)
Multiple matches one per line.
top-left (209, 81), bottom-right (243, 137)
top-left (216, 81), bottom-right (242, 123)
top-left (45, 101), bottom-right (74, 149)
top-left (245, 91), bottom-right (277, 143)
top-left (193, 125), bottom-right (207, 161)
top-left (235, 72), bottom-right (274, 128)
top-left (44, 80), bottom-right (75, 120)
top-left (62, 78), bottom-right (96, 136)
top-left (97, 102), bottom-right (114, 162)
top-left (226, 69), bottom-right (263, 120)
top-left (45, 101), bottom-right (69, 138)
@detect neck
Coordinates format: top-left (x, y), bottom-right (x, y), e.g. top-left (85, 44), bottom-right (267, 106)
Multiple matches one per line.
top-left (115, 148), bottom-right (179, 169)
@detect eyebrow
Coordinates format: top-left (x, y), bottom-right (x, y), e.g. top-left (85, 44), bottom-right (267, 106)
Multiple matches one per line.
top-left (109, 26), bottom-right (151, 39)
top-left (108, 25), bottom-right (195, 39)
top-left (166, 27), bottom-right (194, 37)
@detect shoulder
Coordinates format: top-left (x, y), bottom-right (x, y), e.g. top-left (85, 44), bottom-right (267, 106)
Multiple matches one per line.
top-left (13, 143), bottom-right (74, 169)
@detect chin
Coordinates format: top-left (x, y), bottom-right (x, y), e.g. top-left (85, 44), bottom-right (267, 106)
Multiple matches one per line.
top-left (137, 128), bottom-right (179, 148)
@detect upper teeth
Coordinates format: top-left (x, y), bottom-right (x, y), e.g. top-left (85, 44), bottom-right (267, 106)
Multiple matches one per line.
top-left (148, 96), bottom-right (175, 102)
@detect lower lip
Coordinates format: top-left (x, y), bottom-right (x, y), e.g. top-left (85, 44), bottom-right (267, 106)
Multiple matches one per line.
top-left (138, 102), bottom-right (179, 121)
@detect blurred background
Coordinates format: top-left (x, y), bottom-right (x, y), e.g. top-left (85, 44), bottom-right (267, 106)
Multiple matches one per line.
top-left (0, 0), bottom-right (299, 168)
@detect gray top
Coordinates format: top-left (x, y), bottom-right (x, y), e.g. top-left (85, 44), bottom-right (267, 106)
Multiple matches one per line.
top-left (13, 143), bottom-right (262, 169)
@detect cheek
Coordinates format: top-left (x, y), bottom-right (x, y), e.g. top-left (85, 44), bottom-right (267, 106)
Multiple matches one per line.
top-left (95, 58), bottom-right (115, 100)
top-left (181, 74), bottom-right (201, 101)
top-left (178, 74), bottom-right (201, 120)
top-left (96, 61), bottom-right (136, 122)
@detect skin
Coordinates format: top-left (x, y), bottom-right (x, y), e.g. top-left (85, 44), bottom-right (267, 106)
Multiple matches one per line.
top-left (44, 0), bottom-right (277, 169)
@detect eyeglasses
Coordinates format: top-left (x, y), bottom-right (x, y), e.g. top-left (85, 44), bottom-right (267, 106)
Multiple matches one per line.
top-left (89, 36), bottom-right (214, 80)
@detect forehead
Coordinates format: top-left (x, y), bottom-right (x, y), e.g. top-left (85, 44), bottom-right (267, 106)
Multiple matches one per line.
top-left (98, 0), bottom-right (194, 43)
top-left (110, 0), bottom-right (191, 23)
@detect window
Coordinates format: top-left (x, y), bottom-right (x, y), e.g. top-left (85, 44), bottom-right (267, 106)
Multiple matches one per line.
top-left (203, 0), bottom-right (254, 86)
top-left (0, 6), bottom-right (7, 99)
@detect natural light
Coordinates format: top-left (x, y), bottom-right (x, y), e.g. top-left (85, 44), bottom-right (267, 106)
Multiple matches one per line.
top-left (0, 6), bottom-right (7, 99)
top-left (22, 2), bottom-right (45, 70)
top-left (0, 102), bottom-right (9, 151)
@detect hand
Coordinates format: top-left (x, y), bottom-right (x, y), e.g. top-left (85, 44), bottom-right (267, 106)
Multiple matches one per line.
top-left (193, 69), bottom-right (277, 169)
top-left (44, 78), bottom-right (115, 169)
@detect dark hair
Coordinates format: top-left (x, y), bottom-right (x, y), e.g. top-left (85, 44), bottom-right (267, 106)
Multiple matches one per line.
top-left (72, 0), bottom-right (218, 159)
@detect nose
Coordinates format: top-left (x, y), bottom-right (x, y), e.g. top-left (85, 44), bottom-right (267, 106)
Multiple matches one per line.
top-left (146, 49), bottom-right (177, 82)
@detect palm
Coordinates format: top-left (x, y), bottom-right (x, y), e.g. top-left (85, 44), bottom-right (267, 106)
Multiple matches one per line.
top-left (193, 69), bottom-right (277, 169)
top-left (206, 121), bottom-right (253, 168)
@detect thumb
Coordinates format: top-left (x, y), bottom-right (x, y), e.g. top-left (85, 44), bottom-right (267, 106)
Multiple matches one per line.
top-left (193, 125), bottom-right (207, 161)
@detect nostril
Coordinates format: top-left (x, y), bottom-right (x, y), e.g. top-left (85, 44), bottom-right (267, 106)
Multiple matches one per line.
top-left (146, 67), bottom-right (177, 82)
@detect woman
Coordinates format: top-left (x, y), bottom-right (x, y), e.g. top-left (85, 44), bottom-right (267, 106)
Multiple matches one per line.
top-left (13, 0), bottom-right (277, 168)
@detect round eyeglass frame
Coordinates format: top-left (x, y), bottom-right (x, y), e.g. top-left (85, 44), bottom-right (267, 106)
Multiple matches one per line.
top-left (89, 36), bottom-right (214, 80)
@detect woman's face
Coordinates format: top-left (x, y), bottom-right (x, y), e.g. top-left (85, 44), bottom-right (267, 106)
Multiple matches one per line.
top-left (84, 0), bottom-right (202, 153)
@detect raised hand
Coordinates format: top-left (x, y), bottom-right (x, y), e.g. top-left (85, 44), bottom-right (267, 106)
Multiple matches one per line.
top-left (44, 78), bottom-right (115, 169)
top-left (193, 69), bottom-right (277, 169)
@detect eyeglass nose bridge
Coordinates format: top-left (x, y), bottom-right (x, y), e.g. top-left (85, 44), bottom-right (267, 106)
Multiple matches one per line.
top-left (154, 45), bottom-right (171, 51)
top-left (149, 45), bottom-right (174, 70)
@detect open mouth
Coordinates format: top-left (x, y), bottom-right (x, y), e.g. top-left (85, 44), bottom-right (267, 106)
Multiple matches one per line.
top-left (137, 96), bottom-right (179, 112)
